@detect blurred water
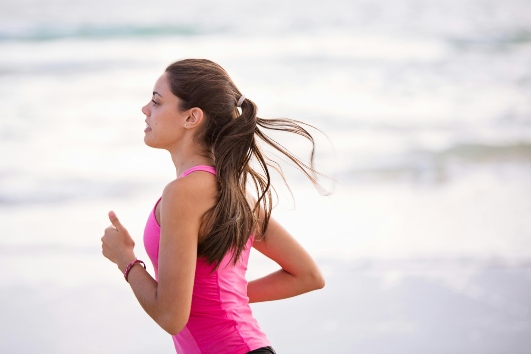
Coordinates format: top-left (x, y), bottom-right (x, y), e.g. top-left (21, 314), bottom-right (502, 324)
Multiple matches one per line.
top-left (1, 0), bottom-right (531, 353)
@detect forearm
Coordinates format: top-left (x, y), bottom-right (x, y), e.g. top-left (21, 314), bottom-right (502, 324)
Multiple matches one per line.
top-left (247, 268), bottom-right (324, 303)
top-left (117, 262), bottom-right (172, 333)
top-left (102, 204), bottom-right (196, 336)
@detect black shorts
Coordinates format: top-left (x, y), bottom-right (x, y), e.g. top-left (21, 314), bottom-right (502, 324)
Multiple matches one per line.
top-left (247, 346), bottom-right (276, 354)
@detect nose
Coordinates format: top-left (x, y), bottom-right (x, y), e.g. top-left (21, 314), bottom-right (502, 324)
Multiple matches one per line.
top-left (141, 102), bottom-right (150, 116)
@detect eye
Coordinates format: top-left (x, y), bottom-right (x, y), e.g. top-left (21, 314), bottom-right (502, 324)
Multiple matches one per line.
top-left (151, 99), bottom-right (159, 105)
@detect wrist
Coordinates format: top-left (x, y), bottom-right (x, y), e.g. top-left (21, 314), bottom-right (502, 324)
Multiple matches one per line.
top-left (117, 253), bottom-right (137, 273)
top-left (123, 259), bottom-right (146, 282)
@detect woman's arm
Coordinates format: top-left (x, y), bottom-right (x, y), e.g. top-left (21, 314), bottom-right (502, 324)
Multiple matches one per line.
top-left (247, 214), bottom-right (325, 303)
top-left (104, 173), bottom-right (216, 335)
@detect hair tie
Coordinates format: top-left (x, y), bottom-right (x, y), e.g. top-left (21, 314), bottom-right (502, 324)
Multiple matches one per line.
top-left (237, 94), bottom-right (245, 108)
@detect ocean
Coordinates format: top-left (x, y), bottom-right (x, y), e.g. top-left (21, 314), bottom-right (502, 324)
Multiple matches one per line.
top-left (1, 0), bottom-right (531, 353)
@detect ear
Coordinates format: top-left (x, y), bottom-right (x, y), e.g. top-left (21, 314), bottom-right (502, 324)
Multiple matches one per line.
top-left (184, 107), bottom-right (204, 129)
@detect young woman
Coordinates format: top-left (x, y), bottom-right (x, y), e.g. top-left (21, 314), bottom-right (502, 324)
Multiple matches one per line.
top-left (101, 59), bottom-right (325, 354)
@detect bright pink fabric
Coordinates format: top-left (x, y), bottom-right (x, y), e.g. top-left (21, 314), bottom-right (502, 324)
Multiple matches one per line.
top-left (143, 165), bottom-right (270, 354)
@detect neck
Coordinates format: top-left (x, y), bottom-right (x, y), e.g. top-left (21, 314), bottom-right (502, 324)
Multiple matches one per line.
top-left (168, 144), bottom-right (214, 178)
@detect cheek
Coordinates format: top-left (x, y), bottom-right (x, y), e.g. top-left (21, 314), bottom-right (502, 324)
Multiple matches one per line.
top-left (147, 115), bottom-right (181, 143)
top-left (152, 109), bottom-right (173, 127)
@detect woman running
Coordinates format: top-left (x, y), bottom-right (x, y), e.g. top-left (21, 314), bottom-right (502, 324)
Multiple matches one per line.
top-left (101, 59), bottom-right (325, 354)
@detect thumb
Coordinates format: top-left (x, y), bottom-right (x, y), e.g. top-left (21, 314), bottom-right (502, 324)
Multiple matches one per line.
top-left (108, 211), bottom-right (124, 231)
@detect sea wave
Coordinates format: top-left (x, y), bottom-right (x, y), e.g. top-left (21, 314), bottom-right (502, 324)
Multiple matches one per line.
top-left (448, 29), bottom-right (531, 50)
top-left (0, 244), bottom-right (98, 256)
top-left (0, 23), bottom-right (207, 42)
top-left (0, 178), bottom-right (145, 206)
top-left (342, 142), bottom-right (531, 184)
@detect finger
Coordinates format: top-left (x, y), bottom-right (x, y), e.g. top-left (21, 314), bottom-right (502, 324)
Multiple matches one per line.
top-left (108, 211), bottom-right (123, 231)
top-left (105, 226), bottom-right (117, 233)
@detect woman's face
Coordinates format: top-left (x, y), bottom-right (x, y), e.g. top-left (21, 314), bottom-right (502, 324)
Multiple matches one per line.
top-left (141, 73), bottom-right (187, 149)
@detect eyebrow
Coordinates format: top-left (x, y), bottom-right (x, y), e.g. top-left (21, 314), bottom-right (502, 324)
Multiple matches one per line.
top-left (153, 91), bottom-right (163, 98)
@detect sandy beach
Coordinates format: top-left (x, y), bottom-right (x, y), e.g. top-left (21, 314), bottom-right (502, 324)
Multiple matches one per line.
top-left (1, 253), bottom-right (530, 353)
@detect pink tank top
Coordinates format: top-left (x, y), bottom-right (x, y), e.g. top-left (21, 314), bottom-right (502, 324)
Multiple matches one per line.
top-left (143, 165), bottom-right (271, 354)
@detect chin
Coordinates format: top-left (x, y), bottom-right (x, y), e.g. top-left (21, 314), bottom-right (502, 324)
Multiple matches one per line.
top-left (144, 135), bottom-right (157, 148)
top-left (144, 135), bottom-right (167, 150)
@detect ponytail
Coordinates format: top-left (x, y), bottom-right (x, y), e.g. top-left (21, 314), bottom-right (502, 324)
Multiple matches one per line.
top-left (198, 98), bottom-right (261, 265)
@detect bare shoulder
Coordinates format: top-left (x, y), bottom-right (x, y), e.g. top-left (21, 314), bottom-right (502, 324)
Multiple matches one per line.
top-left (161, 171), bottom-right (218, 216)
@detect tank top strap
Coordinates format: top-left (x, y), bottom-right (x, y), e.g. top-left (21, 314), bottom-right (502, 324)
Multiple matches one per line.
top-left (178, 165), bottom-right (217, 178)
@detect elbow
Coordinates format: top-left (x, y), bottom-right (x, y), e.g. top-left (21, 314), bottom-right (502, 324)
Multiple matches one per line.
top-left (165, 323), bottom-right (185, 336)
top-left (165, 324), bottom-right (184, 337)
top-left (313, 271), bottom-right (325, 290)
top-left (306, 268), bottom-right (325, 291)
top-left (161, 313), bottom-right (189, 336)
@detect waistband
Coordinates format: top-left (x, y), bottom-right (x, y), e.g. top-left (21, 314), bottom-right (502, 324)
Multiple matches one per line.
top-left (247, 346), bottom-right (276, 354)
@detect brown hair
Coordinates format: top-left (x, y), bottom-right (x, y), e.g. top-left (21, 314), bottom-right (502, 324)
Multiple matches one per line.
top-left (165, 59), bottom-right (325, 268)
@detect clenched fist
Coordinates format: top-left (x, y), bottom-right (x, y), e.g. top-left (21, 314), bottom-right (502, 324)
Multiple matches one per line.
top-left (101, 211), bottom-right (137, 272)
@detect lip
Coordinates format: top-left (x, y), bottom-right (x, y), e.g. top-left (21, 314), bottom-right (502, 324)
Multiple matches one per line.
top-left (144, 120), bottom-right (152, 132)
